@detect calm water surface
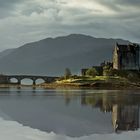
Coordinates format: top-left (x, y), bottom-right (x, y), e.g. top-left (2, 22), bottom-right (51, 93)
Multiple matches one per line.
top-left (0, 88), bottom-right (139, 137)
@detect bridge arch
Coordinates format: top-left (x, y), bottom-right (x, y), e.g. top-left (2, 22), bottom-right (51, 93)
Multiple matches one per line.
top-left (10, 78), bottom-right (18, 84)
top-left (35, 78), bottom-right (45, 85)
top-left (21, 78), bottom-right (34, 85)
top-left (8, 77), bottom-right (21, 84)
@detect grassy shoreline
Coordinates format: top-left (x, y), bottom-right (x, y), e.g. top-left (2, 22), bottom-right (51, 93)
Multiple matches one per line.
top-left (41, 76), bottom-right (140, 90)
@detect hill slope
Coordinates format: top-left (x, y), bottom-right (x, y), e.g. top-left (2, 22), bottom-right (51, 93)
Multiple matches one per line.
top-left (0, 34), bottom-right (129, 75)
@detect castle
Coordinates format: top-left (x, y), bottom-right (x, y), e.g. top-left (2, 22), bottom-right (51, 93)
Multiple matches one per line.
top-left (113, 43), bottom-right (140, 70)
top-left (81, 42), bottom-right (140, 76)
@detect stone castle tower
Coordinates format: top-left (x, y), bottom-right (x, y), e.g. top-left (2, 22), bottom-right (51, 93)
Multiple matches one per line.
top-left (113, 43), bottom-right (140, 70)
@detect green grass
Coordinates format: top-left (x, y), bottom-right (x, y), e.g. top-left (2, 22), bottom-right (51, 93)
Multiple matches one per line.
top-left (56, 76), bottom-right (129, 84)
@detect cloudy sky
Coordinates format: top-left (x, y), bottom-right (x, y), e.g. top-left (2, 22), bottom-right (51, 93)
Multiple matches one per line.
top-left (0, 0), bottom-right (140, 50)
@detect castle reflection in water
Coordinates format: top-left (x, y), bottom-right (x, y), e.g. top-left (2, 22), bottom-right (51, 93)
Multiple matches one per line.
top-left (112, 104), bottom-right (139, 132)
top-left (61, 90), bottom-right (140, 132)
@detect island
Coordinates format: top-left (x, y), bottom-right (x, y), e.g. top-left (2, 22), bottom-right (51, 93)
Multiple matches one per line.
top-left (41, 43), bottom-right (140, 90)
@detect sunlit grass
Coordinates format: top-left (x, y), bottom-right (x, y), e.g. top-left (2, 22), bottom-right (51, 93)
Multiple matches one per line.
top-left (56, 76), bottom-right (129, 84)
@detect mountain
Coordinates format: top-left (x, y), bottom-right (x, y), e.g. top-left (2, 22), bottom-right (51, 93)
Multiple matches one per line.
top-left (0, 34), bottom-right (129, 76)
top-left (0, 48), bottom-right (15, 59)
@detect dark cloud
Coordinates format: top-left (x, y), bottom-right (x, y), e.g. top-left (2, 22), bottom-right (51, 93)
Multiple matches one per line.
top-left (116, 0), bottom-right (140, 6)
top-left (21, 5), bottom-right (44, 16)
top-left (0, 0), bottom-right (139, 51)
top-left (0, 0), bottom-right (24, 18)
top-left (0, 0), bottom-right (19, 7)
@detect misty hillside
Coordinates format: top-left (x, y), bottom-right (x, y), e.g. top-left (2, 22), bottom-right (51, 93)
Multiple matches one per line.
top-left (0, 48), bottom-right (15, 59)
top-left (0, 34), bottom-right (129, 76)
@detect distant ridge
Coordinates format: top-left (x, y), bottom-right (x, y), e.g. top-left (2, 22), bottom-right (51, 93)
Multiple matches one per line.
top-left (0, 34), bottom-right (129, 75)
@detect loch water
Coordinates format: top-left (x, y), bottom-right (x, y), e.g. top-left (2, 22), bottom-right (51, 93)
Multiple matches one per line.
top-left (0, 88), bottom-right (139, 137)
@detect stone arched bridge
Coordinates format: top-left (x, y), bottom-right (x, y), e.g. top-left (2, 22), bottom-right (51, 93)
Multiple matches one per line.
top-left (5, 75), bottom-right (59, 85)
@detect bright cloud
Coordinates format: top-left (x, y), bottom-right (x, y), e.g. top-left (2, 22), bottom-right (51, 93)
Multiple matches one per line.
top-left (0, 117), bottom-right (140, 140)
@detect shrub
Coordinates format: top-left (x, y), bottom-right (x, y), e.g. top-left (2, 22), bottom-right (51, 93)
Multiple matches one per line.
top-left (86, 68), bottom-right (99, 77)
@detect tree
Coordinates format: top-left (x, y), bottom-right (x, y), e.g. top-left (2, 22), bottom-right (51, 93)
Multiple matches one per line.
top-left (64, 68), bottom-right (72, 79)
top-left (86, 68), bottom-right (98, 77)
top-left (103, 65), bottom-right (114, 76)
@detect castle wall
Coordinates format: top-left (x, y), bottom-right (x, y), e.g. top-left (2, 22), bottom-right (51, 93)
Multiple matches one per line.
top-left (113, 44), bottom-right (140, 70)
